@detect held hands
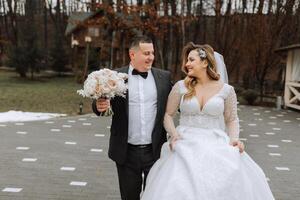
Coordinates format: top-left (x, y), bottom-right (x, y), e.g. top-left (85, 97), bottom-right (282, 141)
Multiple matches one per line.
top-left (96, 98), bottom-right (110, 112)
top-left (230, 140), bottom-right (245, 153)
top-left (169, 134), bottom-right (181, 151)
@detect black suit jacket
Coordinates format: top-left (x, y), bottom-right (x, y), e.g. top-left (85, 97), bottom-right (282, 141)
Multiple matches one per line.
top-left (92, 66), bottom-right (172, 165)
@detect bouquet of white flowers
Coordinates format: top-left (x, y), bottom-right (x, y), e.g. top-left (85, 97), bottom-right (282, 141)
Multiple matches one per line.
top-left (77, 68), bottom-right (128, 115)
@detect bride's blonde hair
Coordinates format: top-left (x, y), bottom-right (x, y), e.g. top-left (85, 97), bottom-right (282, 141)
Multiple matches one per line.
top-left (181, 42), bottom-right (220, 100)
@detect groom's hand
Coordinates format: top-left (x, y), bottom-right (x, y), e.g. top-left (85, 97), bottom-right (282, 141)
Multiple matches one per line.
top-left (96, 98), bottom-right (110, 112)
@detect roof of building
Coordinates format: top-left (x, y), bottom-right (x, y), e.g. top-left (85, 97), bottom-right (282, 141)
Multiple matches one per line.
top-left (65, 11), bottom-right (140, 36)
top-left (65, 12), bottom-right (96, 35)
top-left (275, 44), bottom-right (300, 52)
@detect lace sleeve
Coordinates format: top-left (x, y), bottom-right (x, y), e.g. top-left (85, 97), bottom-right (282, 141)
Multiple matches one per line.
top-left (163, 82), bottom-right (182, 137)
top-left (224, 86), bottom-right (240, 142)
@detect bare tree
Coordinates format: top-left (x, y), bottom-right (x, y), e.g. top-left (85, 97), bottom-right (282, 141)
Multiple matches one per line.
top-left (5, 0), bottom-right (20, 46)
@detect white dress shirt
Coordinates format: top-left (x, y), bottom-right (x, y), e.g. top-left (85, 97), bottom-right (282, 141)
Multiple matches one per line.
top-left (128, 65), bottom-right (157, 145)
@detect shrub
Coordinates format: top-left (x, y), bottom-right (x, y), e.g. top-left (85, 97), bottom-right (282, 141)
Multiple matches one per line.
top-left (234, 86), bottom-right (245, 96)
top-left (242, 89), bottom-right (259, 105)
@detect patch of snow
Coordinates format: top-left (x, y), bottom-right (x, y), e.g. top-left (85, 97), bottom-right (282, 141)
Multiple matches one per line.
top-left (0, 110), bottom-right (66, 122)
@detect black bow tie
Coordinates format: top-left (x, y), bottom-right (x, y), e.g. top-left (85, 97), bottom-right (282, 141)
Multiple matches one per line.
top-left (132, 69), bottom-right (148, 79)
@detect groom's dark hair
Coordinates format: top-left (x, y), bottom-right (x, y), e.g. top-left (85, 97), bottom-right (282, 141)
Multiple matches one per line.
top-left (129, 35), bottom-right (153, 50)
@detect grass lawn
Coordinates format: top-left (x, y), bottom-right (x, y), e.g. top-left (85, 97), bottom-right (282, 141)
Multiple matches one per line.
top-left (0, 70), bottom-right (93, 116)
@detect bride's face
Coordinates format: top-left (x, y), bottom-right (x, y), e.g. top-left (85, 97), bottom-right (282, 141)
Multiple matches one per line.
top-left (185, 50), bottom-right (208, 77)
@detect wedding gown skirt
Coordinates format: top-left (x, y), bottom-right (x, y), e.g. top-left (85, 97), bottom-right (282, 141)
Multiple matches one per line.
top-left (142, 82), bottom-right (274, 200)
top-left (141, 126), bottom-right (274, 200)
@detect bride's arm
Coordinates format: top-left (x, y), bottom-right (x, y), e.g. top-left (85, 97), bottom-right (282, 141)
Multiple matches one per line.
top-left (224, 86), bottom-right (240, 142)
top-left (164, 82), bottom-right (181, 138)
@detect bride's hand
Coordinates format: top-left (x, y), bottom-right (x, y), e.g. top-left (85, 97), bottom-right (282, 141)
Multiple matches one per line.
top-left (169, 134), bottom-right (181, 151)
top-left (230, 140), bottom-right (245, 153)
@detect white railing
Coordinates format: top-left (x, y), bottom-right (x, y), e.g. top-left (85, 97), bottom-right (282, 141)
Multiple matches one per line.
top-left (285, 81), bottom-right (300, 110)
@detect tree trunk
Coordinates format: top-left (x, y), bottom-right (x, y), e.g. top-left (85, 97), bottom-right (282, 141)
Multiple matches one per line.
top-left (257, 0), bottom-right (265, 14)
top-left (156, 39), bottom-right (165, 69)
top-left (268, 0), bottom-right (274, 14)
top-left (167, 24), bottom-right (173, 71)
top-left (186, 0), bottom-right (192, 40)
top-left (181, 0), bottom-right (186, 46)
top-left (110, 30), bottom-right (115, 67)
top-left (214, 0), bottom-right (222, 49)
top-left (31, 68), bottom-right (34, 80)
top-left (6, 0), bottom-right (18, 46)
top-left (44, 1), bottom-right (48, 68)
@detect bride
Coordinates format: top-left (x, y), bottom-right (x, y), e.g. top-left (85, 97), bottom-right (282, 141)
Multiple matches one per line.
top-left (141, 43), bottom-right (274, 200)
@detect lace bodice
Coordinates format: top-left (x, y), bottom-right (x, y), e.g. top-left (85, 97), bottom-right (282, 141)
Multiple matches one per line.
top-left (164, 80), bottom-right (239, 142)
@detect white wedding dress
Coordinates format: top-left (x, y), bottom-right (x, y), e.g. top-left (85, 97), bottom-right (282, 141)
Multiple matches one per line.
top-left (141, 80), bottom-right (274, 200)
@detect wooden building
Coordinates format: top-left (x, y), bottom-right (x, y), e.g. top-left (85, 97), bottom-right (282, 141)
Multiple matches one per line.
top-left (65, 10), bottom-right (138, 70)
top-left (276, 44), bottom-right (300, 110)
top-left (65, 11), bottom-right (104, 48)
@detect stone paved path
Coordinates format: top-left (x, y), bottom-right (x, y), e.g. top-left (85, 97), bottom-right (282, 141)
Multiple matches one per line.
top-left (0, 105), bottom-right (299, 200)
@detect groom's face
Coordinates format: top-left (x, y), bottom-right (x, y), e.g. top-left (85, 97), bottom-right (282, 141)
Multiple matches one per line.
top-left (129, 42), bottom-right (154, 72)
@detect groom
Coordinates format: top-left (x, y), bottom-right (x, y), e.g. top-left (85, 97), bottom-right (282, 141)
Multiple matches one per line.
top-left (92, 35), bottom-right (172, 200)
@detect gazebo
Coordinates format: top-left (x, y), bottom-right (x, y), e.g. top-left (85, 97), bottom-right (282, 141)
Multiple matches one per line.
top-left (276, 44), bottom-right (300, 110)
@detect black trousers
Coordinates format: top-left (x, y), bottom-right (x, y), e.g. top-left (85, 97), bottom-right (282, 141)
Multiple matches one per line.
top-left (116, 144), bottom-right (155, 200)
